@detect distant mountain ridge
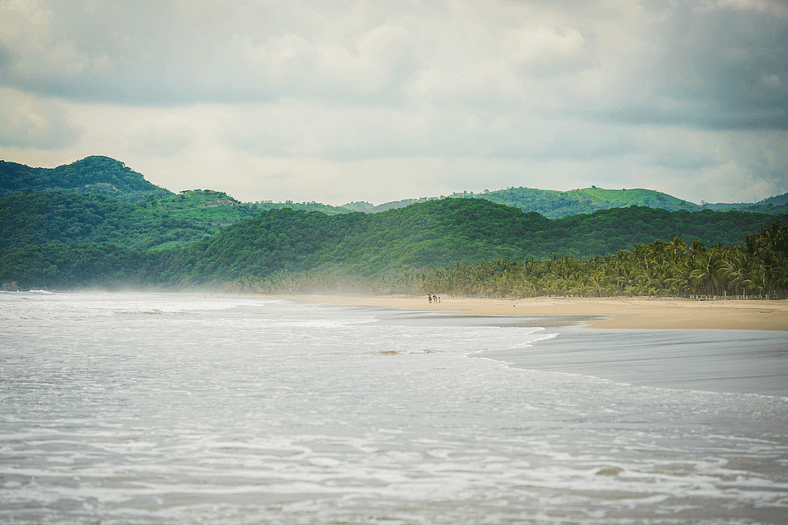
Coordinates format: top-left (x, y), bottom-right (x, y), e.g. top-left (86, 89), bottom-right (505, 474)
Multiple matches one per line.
top-left (2, 156), bottom-right (785, 218)
top-left (445, 186), bottom-right (698, 218)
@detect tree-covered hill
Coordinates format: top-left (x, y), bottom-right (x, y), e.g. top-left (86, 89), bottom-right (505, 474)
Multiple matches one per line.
top-left (165, 200), bottom-right (778, 284)
top-left (252, 199), bottom-right (352, 215)
top-left (148, 189), bottom-right (259, 232)
top-left (3, 197), bottom-right (782, 290)
top-left (456, 186), bottom-right (692, 217)
top-left (0, 156), bottom-right (173, 202)
top-left (703, 191), bottom-right (788, 213)
top-left (3, 156), bottom-right (786, 223)
top-left (759, 192), bottom-right (788, 206)
top-left (0, 192), bottom-right (216, 251)
top-left (331, 187), bottom-right (788, 218)
top-left (167, 199), bottom-right (551, 283)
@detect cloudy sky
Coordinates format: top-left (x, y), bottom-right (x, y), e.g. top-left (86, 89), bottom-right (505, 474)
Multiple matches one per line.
top-left (1, 0), bottom-right (786, 205)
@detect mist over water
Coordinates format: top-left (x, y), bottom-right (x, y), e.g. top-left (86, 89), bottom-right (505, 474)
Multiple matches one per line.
top-left (1, 292), bottom-right (787, 524)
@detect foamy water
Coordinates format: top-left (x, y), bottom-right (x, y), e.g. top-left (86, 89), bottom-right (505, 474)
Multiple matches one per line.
top-left (1, 292), bottom-right (786, 524)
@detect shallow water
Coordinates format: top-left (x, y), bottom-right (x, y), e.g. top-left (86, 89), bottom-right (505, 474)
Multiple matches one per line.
top-left (482, 326), bottom-right (788, 396)
top-left (1, 292), bottom-right (787, 524)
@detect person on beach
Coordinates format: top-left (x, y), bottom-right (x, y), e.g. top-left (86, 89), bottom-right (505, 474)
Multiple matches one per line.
top-left (428, 293), bottom-right (432, 303)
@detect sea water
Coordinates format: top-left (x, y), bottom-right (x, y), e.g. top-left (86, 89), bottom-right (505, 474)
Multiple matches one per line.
top-left (1, 291), bottom-right (787, 524)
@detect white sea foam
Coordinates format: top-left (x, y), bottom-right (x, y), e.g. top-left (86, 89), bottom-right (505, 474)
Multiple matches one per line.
top-left (1, 292), bottom-right (786, 525)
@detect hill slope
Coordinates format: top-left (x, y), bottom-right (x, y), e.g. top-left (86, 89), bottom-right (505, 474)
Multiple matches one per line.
top-left (3, 198), bottom-right (781, 289)
top-left (0, 156), bottom-right (173, 203)
top-left (454, 186), bottom-right (692, 217)
top-left (0, 192), bottom-right (216, 251)
top-left (3, 156), bottom-right (786, 220)
top-left (172, 200), bottom-right (777, 281)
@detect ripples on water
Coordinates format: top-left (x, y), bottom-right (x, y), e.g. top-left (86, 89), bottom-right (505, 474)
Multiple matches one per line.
top-left (1, 292), bottom-right (787, 524)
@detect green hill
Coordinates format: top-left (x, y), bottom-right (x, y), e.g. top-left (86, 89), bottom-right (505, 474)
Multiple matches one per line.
top-left (253, 199), bottom-right (352, 215)
top-left (3, 156), bottom-right (786, 223)
top-left (2, 156), bottom-right (784, 295)
top-left (370, 187), bottom-right (787, 218)
top-left (703, 191), bottom-right (788, 213)
top-left (0, 191), bottom-right (217, 251)
top-left (0, 156), bottom-right (173, 203)
top-left (163, 200), bottom-right (777, 283)
top-left (3, 198), bottom-right (781, 290)
top-left (445, 186), bottom-right (699, 218)
top-left (759, 192), bottom-right (788, 206)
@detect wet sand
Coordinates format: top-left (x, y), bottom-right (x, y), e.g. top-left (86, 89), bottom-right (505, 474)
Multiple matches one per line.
top-left (279, 294), bottom-right (788, 331)
top-left (479, 327), bottom-right (788, 396)
top-left (276, 294), bottom-right (788, 396)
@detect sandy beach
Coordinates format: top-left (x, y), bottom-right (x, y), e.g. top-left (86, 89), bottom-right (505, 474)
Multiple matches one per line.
top-left (279, 294), bottom-right (788, 331)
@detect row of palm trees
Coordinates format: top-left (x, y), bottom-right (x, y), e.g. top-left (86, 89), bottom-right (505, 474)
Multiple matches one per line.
top-left (417, 222), bottom-right (788, 299)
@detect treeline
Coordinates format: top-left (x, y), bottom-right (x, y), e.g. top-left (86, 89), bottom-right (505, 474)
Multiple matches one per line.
top-left (418, 222), bottom-right (788, 299)
top-left (1, 198), bottom-right (785, 294)
top-left (5, 190), bottom-right (778, 261)
top-left (132, 199), bottom-right (783, 286)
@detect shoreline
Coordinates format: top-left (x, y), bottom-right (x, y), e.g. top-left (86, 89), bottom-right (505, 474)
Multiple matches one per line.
top-left (275, 294), bottom-right (788, 331)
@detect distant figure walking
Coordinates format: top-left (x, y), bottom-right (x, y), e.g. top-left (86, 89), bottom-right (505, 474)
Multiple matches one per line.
top-left (428, 293), bottom-right (433, 303)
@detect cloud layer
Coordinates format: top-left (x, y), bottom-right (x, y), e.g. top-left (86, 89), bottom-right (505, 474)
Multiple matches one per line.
top-left (1, 0), bottom-right (786, 204)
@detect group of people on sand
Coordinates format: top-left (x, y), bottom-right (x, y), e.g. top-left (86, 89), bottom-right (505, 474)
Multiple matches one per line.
top-left (428, 292), bottom-right (441, 303)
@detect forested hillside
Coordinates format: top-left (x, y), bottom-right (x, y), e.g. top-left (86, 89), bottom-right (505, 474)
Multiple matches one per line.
top-left (1, 192), bottom-right (217, 251)
top-left (4, 156), bottom-right (786, 220)
top-left (451, 186), bottom-right (788, 218)
top-left (150, 200), bottom-right (783, 285)
top-left (452, 186), bottom-right (697, 217)
top-left (1, 198), bottom-right (783, 291)
top-left (2, 156), bottom-right (785, 297)
top-left (0, 156), bottom-right (172, 202)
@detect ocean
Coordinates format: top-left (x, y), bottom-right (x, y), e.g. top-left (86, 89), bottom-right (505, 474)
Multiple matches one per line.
top-left (1, 291), bottom-right (787, 524)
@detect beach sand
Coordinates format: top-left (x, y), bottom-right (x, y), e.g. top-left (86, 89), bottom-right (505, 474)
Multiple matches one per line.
top-left (278, 294), bottom-right (788, 331)
top-left (274, 294), bottom-right (788, 395)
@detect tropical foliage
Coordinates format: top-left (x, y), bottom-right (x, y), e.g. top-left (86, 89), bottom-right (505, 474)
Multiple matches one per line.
top-left (417, 223), bottom-right (788, 299)
top-left (2, 156), bottom-right (786, 296)
top-left (2, 197), bottom-right (785, 296)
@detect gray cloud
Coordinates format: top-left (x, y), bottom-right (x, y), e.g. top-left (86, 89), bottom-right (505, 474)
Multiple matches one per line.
top-left (0, 88), bottom-right (80, 149)
top-left (2, 0), bottom-right (785, 128)
top-left (0, 0), bottom-right (785, 205)
top-left (592, 1), bottom-right (788, 130)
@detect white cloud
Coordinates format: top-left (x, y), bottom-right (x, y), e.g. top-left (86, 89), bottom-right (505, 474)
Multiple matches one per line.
top-left (0, 0), bottom-right (786, 205)
top-left (0, 87), bottom-right (80, 148)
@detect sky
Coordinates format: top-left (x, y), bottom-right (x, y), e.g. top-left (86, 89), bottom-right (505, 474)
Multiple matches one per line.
top-left (0, 0), bottom-right (786, 205)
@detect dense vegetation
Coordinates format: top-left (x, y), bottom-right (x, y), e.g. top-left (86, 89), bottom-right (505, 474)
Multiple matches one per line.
top-left (447, 186), bottom-right (788, 218)
top-left (417, 222), bottom-right (788, 299)
top-left (1, 155), bottom-right (786, 298)
top-left (1, 191), bottom-right (217, 251)
top-left (2, 198), bottom-right (785, 294)
top-left (3, 154), bottom-right (786, 227)
top-left (453, 186), bottom-right (698, 218)
top-left (0, 156), bottom-right (172, 202)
